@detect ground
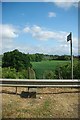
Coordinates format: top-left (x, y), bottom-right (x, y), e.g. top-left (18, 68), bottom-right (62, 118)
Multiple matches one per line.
top-left (0, 87), bottom-right (80, 119)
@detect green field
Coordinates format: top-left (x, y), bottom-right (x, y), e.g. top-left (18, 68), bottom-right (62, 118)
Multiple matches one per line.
top-left (0, 62), bottom-right (1, 66)
top-left (32, 60), bottom-right (70, 79)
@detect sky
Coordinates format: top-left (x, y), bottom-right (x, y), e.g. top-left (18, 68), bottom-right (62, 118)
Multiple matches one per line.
top-left (0, 1), bottom-right (78, 55)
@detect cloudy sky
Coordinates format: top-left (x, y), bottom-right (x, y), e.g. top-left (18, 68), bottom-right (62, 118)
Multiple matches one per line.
top-left (0, 1), bottom-right (78, 55)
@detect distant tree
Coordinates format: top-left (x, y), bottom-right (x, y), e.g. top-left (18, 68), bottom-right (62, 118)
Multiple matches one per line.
top-left (2, 49), bottom-right (32, 71)
top-left (35, 53), bottom-right (43, 62)
top-left (29, 53), bottom-right (43, 62)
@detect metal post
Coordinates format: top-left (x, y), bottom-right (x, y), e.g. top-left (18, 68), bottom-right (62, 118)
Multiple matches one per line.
top-left (28, 67), bottom-right (30, 92)
top-left (67, 32), bottom-right (73, 79)
top-left (70, 33), bottom-right (73, 79)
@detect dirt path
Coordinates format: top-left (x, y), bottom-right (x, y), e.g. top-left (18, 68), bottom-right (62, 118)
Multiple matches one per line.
top-left (0, 87), bottom-right (80, 118)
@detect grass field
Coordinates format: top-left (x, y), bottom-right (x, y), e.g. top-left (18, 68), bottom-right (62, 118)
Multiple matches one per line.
top-left (32, 60), bottom-right (70, 79)
top-left (0, 61), bottom-right (2, 67)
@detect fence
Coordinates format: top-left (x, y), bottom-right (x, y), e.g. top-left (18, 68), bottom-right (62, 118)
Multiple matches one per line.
top-left (0, 79), bottom-right (80, 94)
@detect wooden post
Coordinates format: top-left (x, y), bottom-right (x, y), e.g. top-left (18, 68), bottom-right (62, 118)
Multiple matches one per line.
top-left (16, 87), bottom-right (17, 94)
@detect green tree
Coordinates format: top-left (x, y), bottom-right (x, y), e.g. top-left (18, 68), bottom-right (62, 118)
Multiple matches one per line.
top-left (2, 49), bottom-right (32, 71)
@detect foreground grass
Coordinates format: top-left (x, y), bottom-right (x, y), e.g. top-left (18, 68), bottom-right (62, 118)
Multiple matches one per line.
top-left (32, 60), bottom-right (70, 79)
top-left (2, 87), bottom-right (79, 118)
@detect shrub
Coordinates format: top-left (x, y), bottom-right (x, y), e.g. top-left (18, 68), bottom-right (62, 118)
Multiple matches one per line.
top-left (55, 59), bottom-right (80, 79)
top-left (2, 67), bottom-right (17, 79)
top-left (43, 70), bottom-right (56, 79)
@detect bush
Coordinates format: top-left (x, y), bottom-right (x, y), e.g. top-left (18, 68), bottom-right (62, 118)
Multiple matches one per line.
top-left (0, 67), bottom-right (2, 78)
top-left (73, 60), bottom-right (80, 79)
top-left (2, 67), bottom-right (17, 79)
top-left (55, 59), bottom-right (80, 79)
top-left (43, 70), bottom-right (56, 79)
top-left (2, 67), bottom-right (36, 79)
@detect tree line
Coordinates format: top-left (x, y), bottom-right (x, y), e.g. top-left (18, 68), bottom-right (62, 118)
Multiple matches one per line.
top-left (1, 49), bottom-right (80, 79)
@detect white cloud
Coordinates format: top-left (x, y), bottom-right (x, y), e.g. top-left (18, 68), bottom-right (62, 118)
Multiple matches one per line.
top-left (23, 25), bottom-right (68, 41)
top-left (31, 25), bottom-right (42, 33)
top-left (2, 39), bottom-right (78, 55)
top-left (53, 1), bottom-right (78, 9)
top-left (48, 12), bottom-right (56, 18)
top-left (23, 25), bottom-right (78, 55)
top-left (53, 0), bottom-right (79, 2)
top-left (1, 24), bottom-right (78, 55)
top-left (0, 24), bottom-right (19, 53)
top-left (2, 0), bottom-right (79, 5)
top-left (7, 43), bottom-right (75, 55)
top-left (1, 24), bottom-right (18, 39)
top-left (23, 26), bottom-right (31, 33)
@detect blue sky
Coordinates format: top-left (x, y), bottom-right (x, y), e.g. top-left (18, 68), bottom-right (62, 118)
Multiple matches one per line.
top-left (1, 2), bottom-right (78, 55)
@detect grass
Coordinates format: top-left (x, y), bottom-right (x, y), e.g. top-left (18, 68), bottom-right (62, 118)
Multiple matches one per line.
top-left (32, 60), bottom-right (70, 79)
top-left (2, 87), bottom-right (79, 118)
top-left (0, 59), bottom-right (71, 79)
top-left (0, 61), bottom-right (2, 67)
